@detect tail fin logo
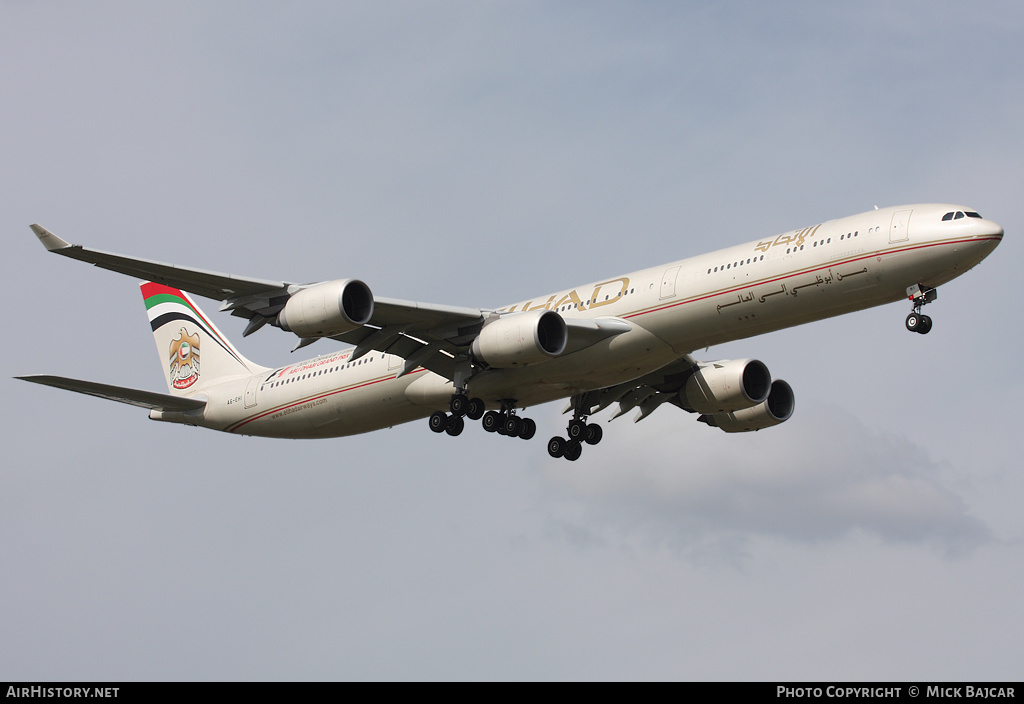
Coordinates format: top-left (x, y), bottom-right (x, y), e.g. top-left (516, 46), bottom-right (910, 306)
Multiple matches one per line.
top-left (169, 328), bottom-right (201, 389)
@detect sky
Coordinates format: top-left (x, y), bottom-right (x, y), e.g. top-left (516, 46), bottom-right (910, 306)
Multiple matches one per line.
top-left (2, 1), bottom-right (1022, 681)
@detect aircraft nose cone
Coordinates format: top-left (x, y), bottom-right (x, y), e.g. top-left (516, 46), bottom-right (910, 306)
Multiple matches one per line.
top-left (980, 219), bottom-right (1004, 246)
top-left (972, 219), bottom-right (1004, 260)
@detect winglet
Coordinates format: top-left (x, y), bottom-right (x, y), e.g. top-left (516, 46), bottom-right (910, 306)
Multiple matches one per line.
top-left (30, 224), bottom-right (71, 251)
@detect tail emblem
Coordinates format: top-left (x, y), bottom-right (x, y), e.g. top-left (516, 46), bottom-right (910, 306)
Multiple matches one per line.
top-left (169, 328), bottom-right (201, 389)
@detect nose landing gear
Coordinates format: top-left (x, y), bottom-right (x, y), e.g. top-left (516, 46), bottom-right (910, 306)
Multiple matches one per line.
top-left (905, 312), bottom-right (932, 334)
top-left (905, 284), bottom-right (936, 335)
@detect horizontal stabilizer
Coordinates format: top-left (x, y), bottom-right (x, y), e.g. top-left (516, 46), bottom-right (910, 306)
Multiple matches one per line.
top-left (15, 375), bottom-right (206, 412)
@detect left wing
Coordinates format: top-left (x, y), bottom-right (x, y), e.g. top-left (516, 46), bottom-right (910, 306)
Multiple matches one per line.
top-left (567, 353), bottom-right (795, 432)
top-left (565, 355), bottom-right (701, 422)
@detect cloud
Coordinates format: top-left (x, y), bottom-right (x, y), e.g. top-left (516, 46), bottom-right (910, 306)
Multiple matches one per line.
top-left (540, 401), bottom-right (991, 557)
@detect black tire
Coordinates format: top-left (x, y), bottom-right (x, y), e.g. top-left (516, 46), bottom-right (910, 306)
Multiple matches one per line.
top-left (917, 315), bottom-right (933, 335)
top-left (428, 411), bottom-right (448, 433)
top-left (482, 411), bottom-right (501, 433)
top-left (446, 414), bottom-right (465, 436)
top-left (505, 416), bottom-right (524, 437)
top-left (563, 441), bottom-right (583, 462)
top-left (466, 398), bottom-right (485, 421)
top-left (449, 394), bottom-right (469, 416)
top-left (906, 313), bottom-right (920, 332)
top-left (547, 436), bottom-right (566, 458)
top-left (519, 418), bottom-right (537, 440)
top-left (584, 423), bottom-right (603, 445)
top-left (568, 419), bottom-right (587, 440)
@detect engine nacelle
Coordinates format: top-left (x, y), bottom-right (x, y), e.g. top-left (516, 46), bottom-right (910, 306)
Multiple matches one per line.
top-left (678, 358), bottom-right (772, 414)
top-left (470, 310), bottom-right (567, 368)
top-left (697, 380), bottom-right (795, 432)
top-left (277, 279), bottom-right (374, 338)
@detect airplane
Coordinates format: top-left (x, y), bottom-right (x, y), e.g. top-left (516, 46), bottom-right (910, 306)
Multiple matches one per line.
top-left (18, 204), bottom-right (1002, 461)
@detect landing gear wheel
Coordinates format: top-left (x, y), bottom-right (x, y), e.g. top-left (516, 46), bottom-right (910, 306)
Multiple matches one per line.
top-left (584, 423), bottom-right (603, 445)
top-left (563, 441), bottom-right (583, 462)
top-left (449, 394), bottom-right (469, 416)
top-left (519, 418), bottom-right (537, 440)
top-left (905, 285), bottom-right (938, 335)
top-left (567, 419), bottom-right (588, 441)
top-left (505, 416), bottom-right (524, 437)
top-left (482, 411), bottom-right (502, 433)
top-left (445, 414), bottom-right (465, 436)
top-left (428, 411), bottom-right (448, 433)
top-left (547, 436), bottom-right (566, 458)
top-left (466, 398), bottom-right (485, 421)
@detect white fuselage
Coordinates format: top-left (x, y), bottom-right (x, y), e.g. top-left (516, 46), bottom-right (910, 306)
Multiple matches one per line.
top-left (186, 204), bottom-right (1002, 438)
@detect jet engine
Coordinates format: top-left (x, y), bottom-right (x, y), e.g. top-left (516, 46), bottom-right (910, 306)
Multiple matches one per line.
top-left (470, 310), bottom-right (567, 368)
top-left (678, 358), bottom-right (772, 414)
top-left (697, 380), bottom-right (795, 432)
top-left (276, 279), bottom-right (374, 338)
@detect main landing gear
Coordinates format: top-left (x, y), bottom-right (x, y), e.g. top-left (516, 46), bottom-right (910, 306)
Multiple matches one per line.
top-left (546, 413), bottom-right (603, 462)
top-left (428, 393), bottom-right (483, 437)
top-left (905, 284), bottom-right (937, 335)
top-left (428, 389), bottom-right (604, 460)
top-left (428, 394), bottom-right (537, 440)
top-left (481, 402), bottom-right (537, 440)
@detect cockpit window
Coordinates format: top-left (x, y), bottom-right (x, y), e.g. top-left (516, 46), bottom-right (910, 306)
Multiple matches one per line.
top-left (943, 210), bottom-right (983, 221)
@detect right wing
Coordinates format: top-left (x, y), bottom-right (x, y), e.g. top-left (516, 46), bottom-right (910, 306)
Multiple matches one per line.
top-left (29, 225), bottom-right (489, 379)
top-left (31, 224), bottom-right (296, 307)
top-left (30, 225), bottom-right (631, 383)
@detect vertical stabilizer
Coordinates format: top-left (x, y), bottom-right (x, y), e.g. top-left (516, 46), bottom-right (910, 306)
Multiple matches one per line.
top-left (141, 282), bottom-right (266, 395)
